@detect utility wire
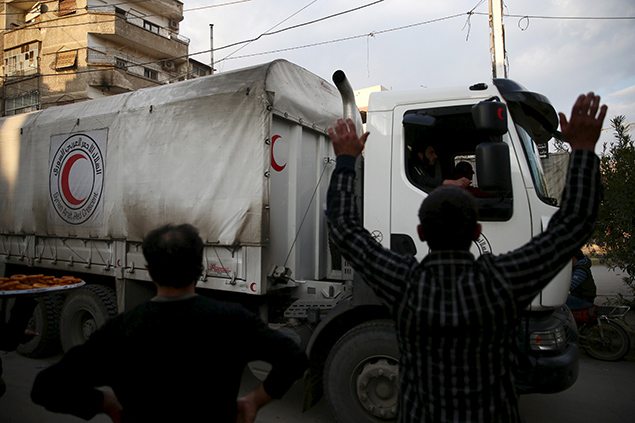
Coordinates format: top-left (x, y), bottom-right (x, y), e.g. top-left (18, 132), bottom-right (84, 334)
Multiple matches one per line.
top-left (471, 11), bottom-right (635, 20)
top-left (4, 7), bottom-right (633, 81)
top-left (0, 0), bottom-right (155, 16)
top-left (217, 0), bottom-right (321, 64)
top-left (267, 0), bottom-right (384, 36)
top-left (217, 13), bottom-right (465, 63)
top-left (184, 0), bottom-right (252, 13)
top-left (4, 0), bottom-right (391, 79)
top-left (0, 0), bottom-right (251, 23)
top-left (216, 0), bottom-right (385, 53)
top-left (0, 0), bottom-right (250, 16)
top-left (462, 0), bottom-right (487, 41)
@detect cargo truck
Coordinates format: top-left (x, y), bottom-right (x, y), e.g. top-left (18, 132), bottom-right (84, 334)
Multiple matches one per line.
top-left (0, 59), bottom-right (577, 422)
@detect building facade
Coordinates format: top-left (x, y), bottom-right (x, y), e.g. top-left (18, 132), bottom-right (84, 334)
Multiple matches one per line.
top-left (1, 0), bottom-right (189, 115)
top-left (186, 58), bottom-right (212, 80)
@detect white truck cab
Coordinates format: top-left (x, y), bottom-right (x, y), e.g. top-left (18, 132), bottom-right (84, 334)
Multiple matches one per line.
top-left (364, 79), bottom-right (571, 309)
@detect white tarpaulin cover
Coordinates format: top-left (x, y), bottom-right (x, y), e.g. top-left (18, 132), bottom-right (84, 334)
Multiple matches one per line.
top-left (0, 60), bottom-right (341, 244)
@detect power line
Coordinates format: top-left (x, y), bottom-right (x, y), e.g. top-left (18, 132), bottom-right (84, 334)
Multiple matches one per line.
top-left (0, 10), bottom-right (476, 80)
top-left (216, 0), bottom-right (385, 53)
top-left (0, 0), bottom-right (155, 16)
top-left (261, 0), bottom-right (385, 37)
top-left (217, 13), bottom-right (466, 63)
top-left (472, 11), bottom-right (635, 20)
top-left (0, 0), bottom-right (252, 22)
top-left (217, 0), bottom-right (321, 64)
top-left (5, 6), bottom-right (633, 81)
top-left (462, 0), bottom-right (488, 41)
top-left (184, 0), bottom-right (252, 13)
top-left (41, 0), bottom-right (386, 72)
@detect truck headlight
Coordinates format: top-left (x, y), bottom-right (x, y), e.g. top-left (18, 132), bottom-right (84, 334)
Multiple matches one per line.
top-left (529, 326), bottom-right (567, 351)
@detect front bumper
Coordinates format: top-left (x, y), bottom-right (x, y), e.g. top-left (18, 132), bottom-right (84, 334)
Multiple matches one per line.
top-left (515, 306), bottom-right (579, 394)
top-left (515, 342), bottom-right (579, 394)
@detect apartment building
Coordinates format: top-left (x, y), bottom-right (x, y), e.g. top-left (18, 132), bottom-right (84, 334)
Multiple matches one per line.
top-left (1, 0), bottom-right (189, 115)
top-left (187, 58), bottom-right (212, 79)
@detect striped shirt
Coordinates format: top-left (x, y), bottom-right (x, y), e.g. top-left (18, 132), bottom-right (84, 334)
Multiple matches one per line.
top-left (326, 150), bottom-right (600, 422)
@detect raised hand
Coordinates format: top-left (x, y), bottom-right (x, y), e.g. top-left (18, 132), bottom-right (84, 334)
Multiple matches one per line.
top-left (558, 92), bottom-right (608, 151)
top-left (327, 118), bottom-right (369, 157)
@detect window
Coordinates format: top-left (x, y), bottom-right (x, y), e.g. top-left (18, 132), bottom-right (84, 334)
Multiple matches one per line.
top-left (403, 105), bottom-right (513, 221)
top-left (143, 20), bottom-right (160, 34)
top-left (115, 57), bottom-right (128, 69)
top-left (3, 43), bottom-right (39, 76)
top-left (143, 67), bottom-right (158, 80)
top-left (5, 90), bottom-right (40, 115)
top-left (516, 125), bottom-right (552, 203)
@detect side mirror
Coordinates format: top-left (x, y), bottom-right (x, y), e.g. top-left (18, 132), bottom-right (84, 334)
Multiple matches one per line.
top-left (476, 142), bottom-right (511, 193)
top-left (472, 101), bottom-right (508, 136)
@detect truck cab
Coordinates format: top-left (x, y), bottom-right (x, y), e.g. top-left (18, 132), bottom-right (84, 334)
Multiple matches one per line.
top-left (366, 77), bottom-right (577, 383)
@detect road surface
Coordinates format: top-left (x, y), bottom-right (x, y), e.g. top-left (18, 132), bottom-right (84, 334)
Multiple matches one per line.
top-left (1, 265), bottom-right (633, 422)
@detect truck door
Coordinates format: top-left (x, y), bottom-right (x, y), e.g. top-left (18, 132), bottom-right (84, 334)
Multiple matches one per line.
top-left (389, 102), bottom-right (532, 260)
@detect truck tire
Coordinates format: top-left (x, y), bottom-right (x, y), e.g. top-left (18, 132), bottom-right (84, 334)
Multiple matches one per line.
top-left (324, 320), bottom-right (400, 423)
top-left (60, 285), bottom-right (117, 352)
top-left (17, 294), bottom-right (64, 358)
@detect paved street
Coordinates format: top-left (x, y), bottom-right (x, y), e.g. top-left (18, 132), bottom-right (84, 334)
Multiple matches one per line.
top-left (1, 265), bottom-right (634, 422)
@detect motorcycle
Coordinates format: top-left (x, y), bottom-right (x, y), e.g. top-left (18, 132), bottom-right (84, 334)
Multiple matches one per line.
top-left (571, 305), bottom-right (631, 361)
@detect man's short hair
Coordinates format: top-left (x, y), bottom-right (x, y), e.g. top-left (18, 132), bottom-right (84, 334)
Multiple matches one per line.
top-left (142, 224), bottom-right (204, 288)
top-left (454, 161), bottom-right (474, 179)
top-left (418, 186), bottom-right (478, 250)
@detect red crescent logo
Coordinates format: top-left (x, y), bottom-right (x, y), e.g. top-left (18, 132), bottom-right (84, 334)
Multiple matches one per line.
top-left (271, 134), bottom-right (287, 172)
top-left (61, 153), bottom-right (87, 206)
top-left (497, 107), bottom-right (505, 121)
top-left (249, 282), bottom-right (257, 292)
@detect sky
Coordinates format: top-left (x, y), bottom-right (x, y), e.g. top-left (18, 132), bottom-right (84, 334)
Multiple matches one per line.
top-left (179, 0), bottom-right (635, 149)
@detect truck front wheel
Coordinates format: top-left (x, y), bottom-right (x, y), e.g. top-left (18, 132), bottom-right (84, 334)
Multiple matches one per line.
top-left (324, 320), bottom-right (400, 422)
top-left (60, 285), bottom-right (117, 351)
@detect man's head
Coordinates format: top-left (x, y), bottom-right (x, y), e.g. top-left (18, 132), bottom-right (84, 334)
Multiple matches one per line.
top-left (142, 224), bottom-right (204, 288)
top-left (417, 186), bottom-right (480, 250)
top-left (572, 249), bottom-right (585, 266)
top-left (416, 145), bottom-right (438, 166)
top-left (424, 146), bottom-right (438, 166)
top-left (454, 161), bottom-right (475, 180)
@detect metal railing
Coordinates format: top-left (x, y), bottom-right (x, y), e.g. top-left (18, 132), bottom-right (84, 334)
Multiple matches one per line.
top-left (87, 5), bottom-right (190, 45)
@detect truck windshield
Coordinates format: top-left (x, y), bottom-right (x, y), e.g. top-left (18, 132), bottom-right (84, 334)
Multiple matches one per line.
top-left (516, 124), bottom-right (551, 202)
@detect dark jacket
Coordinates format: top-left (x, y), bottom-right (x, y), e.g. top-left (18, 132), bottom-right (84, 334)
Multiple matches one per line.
top-left (570, 256), bottom-right (596, 303)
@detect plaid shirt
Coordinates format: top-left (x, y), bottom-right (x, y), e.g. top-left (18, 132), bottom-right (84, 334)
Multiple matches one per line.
top-left (326, 151), bottom-right (600, 422)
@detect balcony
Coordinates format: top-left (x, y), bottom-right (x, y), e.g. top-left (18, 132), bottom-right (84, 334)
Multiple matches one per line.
top-left (87, 9), bottom-right (189, 65)
top-left (87, 1), bottom-right (185, 26)
top-left (141, 0), bottom-right (184, 22)
top-left (88, 0), bottom-right (185, 22)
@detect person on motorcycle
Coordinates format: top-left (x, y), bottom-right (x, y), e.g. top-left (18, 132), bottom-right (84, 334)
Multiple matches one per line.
top-left (566, 249), bottom-right (597, 310)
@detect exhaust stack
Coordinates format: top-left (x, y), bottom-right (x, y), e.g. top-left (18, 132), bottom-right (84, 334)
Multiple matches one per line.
top-left (332, 70), bottom-right (363, 137)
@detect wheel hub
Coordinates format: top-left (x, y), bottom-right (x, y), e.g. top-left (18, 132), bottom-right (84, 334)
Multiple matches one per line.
top-left (81, 316), bottom-right (97, 339)
top-left (356, 359), bottom-right (399, 419)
